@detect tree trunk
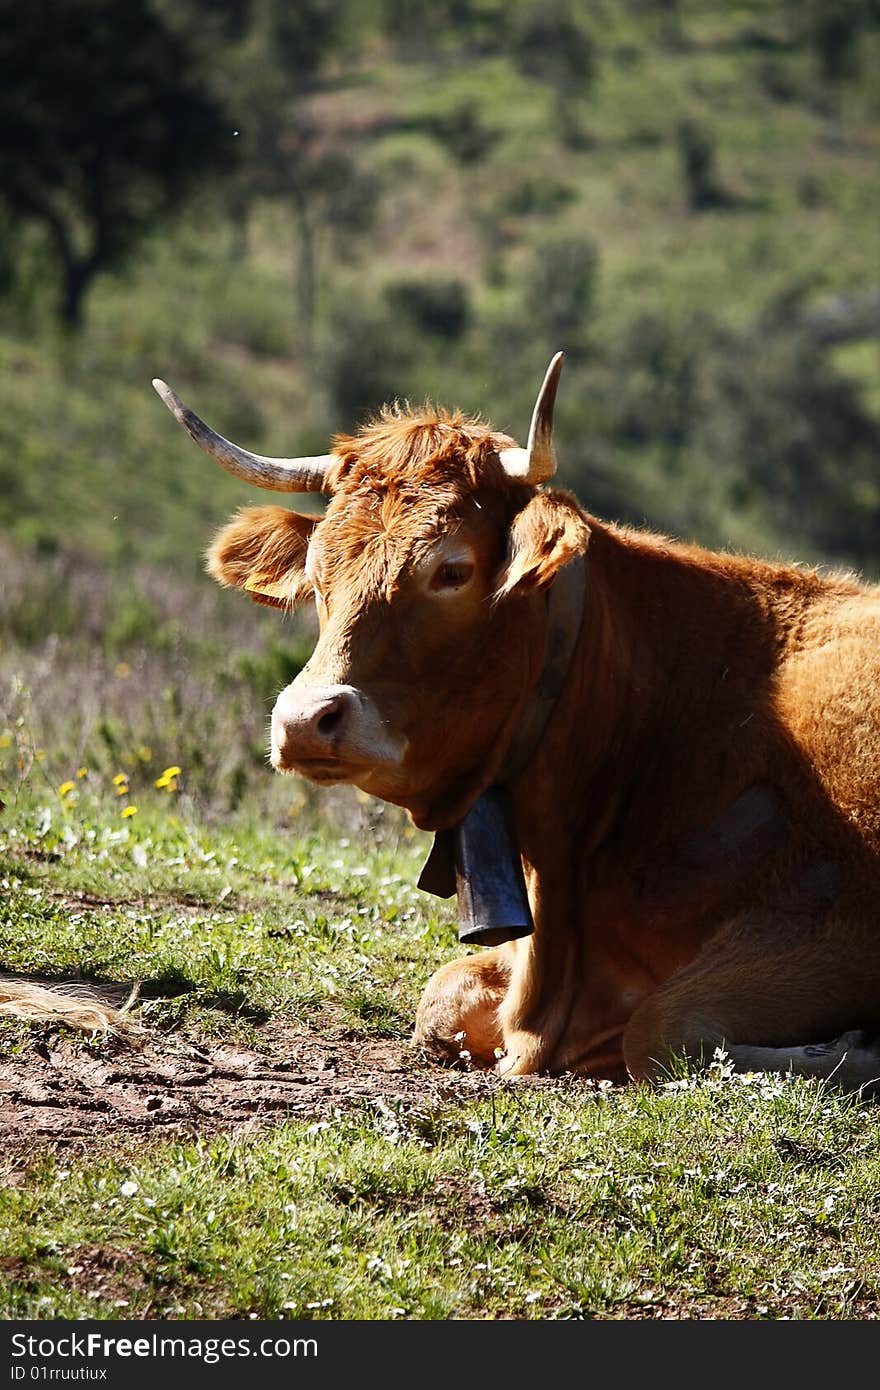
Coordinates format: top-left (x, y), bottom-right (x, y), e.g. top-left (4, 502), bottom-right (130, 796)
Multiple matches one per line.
top-left (293, 189), bottom-right (316, 362)
top-left (48, 215), bottom-right (100, 330)
top-left (60, 256), bottom-right (93, 329)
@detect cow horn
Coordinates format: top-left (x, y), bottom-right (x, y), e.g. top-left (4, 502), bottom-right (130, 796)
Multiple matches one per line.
top-left (498, 351), bottom-right (564, 486)
top-left (152, 379), bottom-right (336, 494)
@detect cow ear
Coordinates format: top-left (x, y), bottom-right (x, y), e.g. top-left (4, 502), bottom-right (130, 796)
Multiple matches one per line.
top-left (206, 506), bottom-right (318, 608)
top-left (495, 490), bottom-right (590, 599)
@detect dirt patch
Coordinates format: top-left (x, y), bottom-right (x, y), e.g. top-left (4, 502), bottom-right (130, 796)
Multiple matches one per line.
top-left (0, 1247), bottom-right (150, 1312)
top-left (0, 1022), bottom-right (548, 1154)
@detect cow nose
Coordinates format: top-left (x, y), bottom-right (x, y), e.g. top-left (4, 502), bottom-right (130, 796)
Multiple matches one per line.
top-left (271, 685), bottom-right (358, 769)
top-left (315, 693), bottom-right (346, 738)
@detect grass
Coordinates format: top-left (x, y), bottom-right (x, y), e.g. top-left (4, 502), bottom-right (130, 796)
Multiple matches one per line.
top-left (3, 758), bottom-right (880, 1321)
top-left (3, 1035), bottom-right (880, 1319)
top-left (0, 768), bottom-right (442, 1043)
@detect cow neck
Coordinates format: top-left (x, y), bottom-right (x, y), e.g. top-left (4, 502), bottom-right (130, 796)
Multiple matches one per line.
top-left (497, 553), bottom-right (587, 788)
top-left (416, 553), bottom-right (586, 934)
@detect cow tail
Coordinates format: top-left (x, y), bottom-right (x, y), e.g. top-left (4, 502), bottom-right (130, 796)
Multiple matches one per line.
top-left (0, 977), bottom-right (137, 1033)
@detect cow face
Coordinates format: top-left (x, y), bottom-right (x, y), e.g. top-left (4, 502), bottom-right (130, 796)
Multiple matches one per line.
top-left (207, 418), bottom-right (589, 828)
top-left (153, 355), bottom-right (589, 828)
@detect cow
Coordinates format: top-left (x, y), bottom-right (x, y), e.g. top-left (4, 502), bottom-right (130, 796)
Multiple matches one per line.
top-left (143, 355), bottom-right (879, 1094)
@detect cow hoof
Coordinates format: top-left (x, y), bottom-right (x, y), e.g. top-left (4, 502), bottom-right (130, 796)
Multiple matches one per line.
top-left (414, 954), bottom-right (508, 1068)
top-left (412, 1027), bottom-right (493, 1069)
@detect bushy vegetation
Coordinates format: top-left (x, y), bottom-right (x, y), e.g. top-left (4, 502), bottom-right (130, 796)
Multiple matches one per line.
top-left (0, 0), bottom-right (878, 583)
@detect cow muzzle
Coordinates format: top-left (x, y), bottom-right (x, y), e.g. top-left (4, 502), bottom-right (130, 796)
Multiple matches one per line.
top-left (270, 682), bottom-right (405, 779)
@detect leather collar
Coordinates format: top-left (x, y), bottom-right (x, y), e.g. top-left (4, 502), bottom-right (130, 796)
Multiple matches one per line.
top-left (497, 554), bottom-right (586, 786)
top-left (417, 554), bottom-right (586, 926)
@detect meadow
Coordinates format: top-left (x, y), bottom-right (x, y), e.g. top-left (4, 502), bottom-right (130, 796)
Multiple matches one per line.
top-left (4, 776), bottom-right (880, 1321)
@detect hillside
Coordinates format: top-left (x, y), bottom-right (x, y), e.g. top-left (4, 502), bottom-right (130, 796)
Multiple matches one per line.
top-left (1, 0), bottom-right (878, 587)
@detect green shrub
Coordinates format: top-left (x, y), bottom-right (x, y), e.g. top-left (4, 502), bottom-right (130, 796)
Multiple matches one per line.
top-left (510, 0), bottom-right (597, 93)
top-left (495, 176), bottom-right (576, 219)
top-left (414, 99), bottom-right (499, 165)
top-left (523, 235), bottom-right (599, 355)
top-left (384, 277), bottom-right (470, 340)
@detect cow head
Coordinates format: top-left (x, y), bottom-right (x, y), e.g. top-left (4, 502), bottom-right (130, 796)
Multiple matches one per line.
top-left (153, 356), bottom-right (589, 829)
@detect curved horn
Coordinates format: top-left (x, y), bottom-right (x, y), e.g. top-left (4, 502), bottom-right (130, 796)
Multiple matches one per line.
top-left (152, 379), bottom-right (337, 494)
top-left (498, 351), bottom-right (564, 486)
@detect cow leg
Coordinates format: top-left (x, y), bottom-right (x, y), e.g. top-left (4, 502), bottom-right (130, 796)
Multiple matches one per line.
top-left (630, 1018), bottom-right (880, 1097)
top-left (413, 950), bottom-right (510, 1066)
top-left (723, 1032), bottom-right (880, 1094)
top-left (623, 923), bottom-right (880, 1096)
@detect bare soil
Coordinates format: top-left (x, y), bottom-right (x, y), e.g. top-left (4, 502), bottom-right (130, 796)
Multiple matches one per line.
top-left (0, 1021), bottom-right (545, 1155)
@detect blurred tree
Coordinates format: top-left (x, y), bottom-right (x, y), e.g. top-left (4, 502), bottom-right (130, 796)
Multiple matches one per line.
top-left (611, 314), bottom-right (698, 447)
top-left (676, 118), bottom-right (730, 211)
top-left (377, 0), bottom-right (507, 60)
top-left (524, 236), bottom-right (599, 359)
top-left (510, 0), bottom-right (595, 87)
top-left (510, 0), bottom-right (597, 146)
top-left (271, 0), bottom-right (345, 76)
top-left (695, 324), bottom-right (880, 562)
top-left (624, 0), bottom-right (684, 50)
top-left (410, 100), bottom-right (500, 166)
top-left (0, 0), bottom-right (234, 327)
top-left (385, 277), bottom-right (471, 341)
top-left (155, 0), bottom-right (254, 42)
top-left (225, 0), bottom-right (379, 359)
top-left (799, 0), bottom-right (875, 82)
top-left (590, 310), bottom-right (880, 569)
top-left (320, 294), bottom-right (416, 426)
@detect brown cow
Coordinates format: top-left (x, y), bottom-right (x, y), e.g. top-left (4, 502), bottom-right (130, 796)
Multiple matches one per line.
top-left (152, 356), bottom-right (880, 1093)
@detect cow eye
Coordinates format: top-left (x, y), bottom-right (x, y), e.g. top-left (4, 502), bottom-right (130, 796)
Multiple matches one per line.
top-left (431, 560), bottom-right (474, 592)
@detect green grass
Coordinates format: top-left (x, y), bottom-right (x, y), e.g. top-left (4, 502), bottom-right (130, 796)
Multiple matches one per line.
top-left (0, 771), bottom-right (444, 1044)
top-left (3, 1040), bottom-right (880, 1319)
top-left (3, 767), bottom-right (880, 1320)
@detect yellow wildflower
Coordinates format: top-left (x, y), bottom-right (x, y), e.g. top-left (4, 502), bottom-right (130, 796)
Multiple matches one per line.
top-left (112, 773), bottom-right (129, 787)
top-left (0, 733), bottom-right (12, 749)
top-left (137, 745), bottom-right (153, 763)
top-left (120, 805), bottom-right (138, 818)
top-left (58, 781), bottom-right (76, 797)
